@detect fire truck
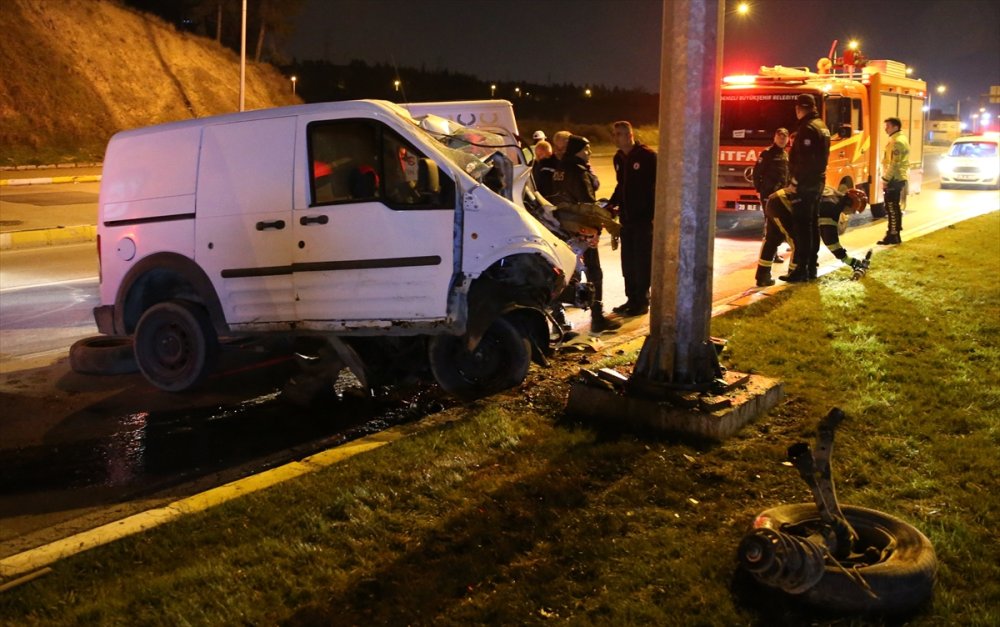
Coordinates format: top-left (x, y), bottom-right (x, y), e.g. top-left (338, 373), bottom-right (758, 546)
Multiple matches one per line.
top-left (717, 58), bottom-right (926, 228)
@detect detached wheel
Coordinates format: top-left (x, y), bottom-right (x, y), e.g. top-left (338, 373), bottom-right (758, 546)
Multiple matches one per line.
top-left (134, 300), bottom-right (218, 391)
top-left (69, 336), bottom-right (138, 375)
top-left (751, 503), bottom-right (937, 614)
top-left (429, 317), bottom-right (531, 400)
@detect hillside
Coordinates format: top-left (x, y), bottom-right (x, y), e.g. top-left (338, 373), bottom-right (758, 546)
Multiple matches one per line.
top-left (0, 0), bottom-right (300, 165)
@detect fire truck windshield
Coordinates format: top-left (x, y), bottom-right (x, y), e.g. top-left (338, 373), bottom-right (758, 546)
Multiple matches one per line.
top-left (720, 92), bottom-right (807, 143)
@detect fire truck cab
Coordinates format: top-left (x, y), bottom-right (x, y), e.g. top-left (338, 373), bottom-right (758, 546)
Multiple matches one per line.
top-left (717, 60), bottom-right (926, 228)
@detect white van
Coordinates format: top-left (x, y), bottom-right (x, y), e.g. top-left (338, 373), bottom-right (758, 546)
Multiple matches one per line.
top-left (91, 100), bottom-right (576, 399)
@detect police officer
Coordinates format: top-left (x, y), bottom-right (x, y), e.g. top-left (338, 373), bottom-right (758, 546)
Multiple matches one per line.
top-left (783, 93), bottom-right (830, 283)
top-left (878, 116), bottom-right (909, 245)
top-left (608, 120), bottom-right (657, 317)
top-left (552, 135), bottom-right (621, 333)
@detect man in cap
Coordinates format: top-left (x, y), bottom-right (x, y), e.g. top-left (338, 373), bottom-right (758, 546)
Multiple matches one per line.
top-left (753, 127), bottom-right (790, 206)
top-left (878, 116), bottom-right (909, 245)
top-left (782, 93), bottom-right (831, 283)
top-left (552, 134), bottom-right (621, 333)
top-left (532, 130), bottom-right (547, 144)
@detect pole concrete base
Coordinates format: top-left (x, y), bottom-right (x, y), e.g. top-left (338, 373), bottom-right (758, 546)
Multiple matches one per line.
top-left (566, 370), bottom-right (784, 440)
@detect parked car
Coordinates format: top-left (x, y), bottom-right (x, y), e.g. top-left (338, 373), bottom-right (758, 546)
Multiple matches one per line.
top-left (938, 133), bottom-right (1000, 189)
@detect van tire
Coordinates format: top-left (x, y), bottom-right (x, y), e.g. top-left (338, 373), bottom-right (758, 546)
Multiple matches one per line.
top-left (69, 336), bottom-right (138, 375)
top-left (429, 317), bottom-right (531, 400)
top-left (749, 503), bottom-right (937, 614)
top-left (134, 300), bottom-right (218, 392)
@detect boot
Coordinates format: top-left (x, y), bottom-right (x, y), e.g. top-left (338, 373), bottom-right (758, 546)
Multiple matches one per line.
top-left (878, 203), bottom-right (902, 245)
top-left (779, 267), bottom-right (810, 283)
top-left (877, 233), bottom-right (901, 245)
top-left (807, 264), bottom-right (817, 280)
top-left (551, 305), bottom-right (572, 332)
top-left (590, 301), bottom-right (621, 333)
top-left (754, 266), bottom-right (775, 287)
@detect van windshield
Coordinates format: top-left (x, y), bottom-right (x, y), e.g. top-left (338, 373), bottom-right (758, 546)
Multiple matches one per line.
top-left (413, 114), bottom-right (510, 181)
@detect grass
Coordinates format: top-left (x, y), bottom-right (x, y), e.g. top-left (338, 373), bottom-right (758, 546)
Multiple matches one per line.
top-left (1, 214), bottom-right (998, 625)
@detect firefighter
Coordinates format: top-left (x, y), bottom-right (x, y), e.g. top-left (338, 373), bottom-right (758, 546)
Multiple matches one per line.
top-left (755, 187), bottom-right (869, 287)
top-left (552, 134), bottom-right (621, 333)
top-left (752, 127), bottom-right (790, 206)
top-left (783, 93), bottom-right (831, 283)
top-left (878, 116), bottom-right (909, 245)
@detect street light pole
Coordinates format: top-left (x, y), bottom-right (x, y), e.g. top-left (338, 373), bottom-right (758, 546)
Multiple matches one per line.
top-left (291, 76), bottom-right (297, 95)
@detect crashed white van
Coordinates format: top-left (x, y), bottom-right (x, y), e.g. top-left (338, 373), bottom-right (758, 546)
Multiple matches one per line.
top-left (91, 100), bottom-right (576, 399)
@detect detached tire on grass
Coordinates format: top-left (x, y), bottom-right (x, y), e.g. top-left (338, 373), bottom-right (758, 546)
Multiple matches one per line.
top-left (134, 300), bottom-right (218, 392)
top-left (428, 317), bottom-right (531, 401)
top-left (69, 336), bottom-right (138, 375)
top-left (752, 503), bottom-right (937, 614)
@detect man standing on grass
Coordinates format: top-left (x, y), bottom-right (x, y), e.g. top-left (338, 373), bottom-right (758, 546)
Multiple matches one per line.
top-left (878, 116), bottom-right (909, 245)
top-left (608, 120), bottom-right (656, 317)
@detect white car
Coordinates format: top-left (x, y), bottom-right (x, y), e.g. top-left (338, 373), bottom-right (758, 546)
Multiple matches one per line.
top-left (939, 134), bottom-right (1000, 189)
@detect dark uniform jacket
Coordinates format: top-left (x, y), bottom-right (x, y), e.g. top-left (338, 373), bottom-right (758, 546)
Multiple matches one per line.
top-left (610, 142), bottom-right (657, 225)
top-left (552, 155), bottom-right (597, 204)
top-left (789, 111), bottom-right (830, 189)
top-left (752, 144), bottom-right (789, 197)
top-left (533, 155), bottom-right (560, 198)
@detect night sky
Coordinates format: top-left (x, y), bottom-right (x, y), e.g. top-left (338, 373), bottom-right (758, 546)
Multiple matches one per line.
top-left (286, 0), bottom-right (999, 121)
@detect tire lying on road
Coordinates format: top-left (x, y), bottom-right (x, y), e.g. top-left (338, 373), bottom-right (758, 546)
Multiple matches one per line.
top-left (69, 336), bottom-right (139, 375)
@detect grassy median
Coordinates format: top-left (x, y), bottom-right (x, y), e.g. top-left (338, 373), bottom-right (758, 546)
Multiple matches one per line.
top-left (2, 213), bottom-right (998, 626)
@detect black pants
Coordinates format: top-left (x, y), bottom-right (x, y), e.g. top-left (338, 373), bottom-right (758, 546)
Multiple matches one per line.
top-left (620, 222), bottom-right (652, 307)
top-left (758, 197), bottom-right (796, 274)
top-left (582, 246), bottom-right (603, 303)
top-left (792, 185), bottom-right (822, 270)
top-left (884, 180), bottom-right (905, 234)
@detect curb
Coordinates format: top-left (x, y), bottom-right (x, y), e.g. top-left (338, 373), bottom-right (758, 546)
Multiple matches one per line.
top-left (0, 225), bottom-right (97, 251)
top-left (0, 174), bottom-right (102, 187)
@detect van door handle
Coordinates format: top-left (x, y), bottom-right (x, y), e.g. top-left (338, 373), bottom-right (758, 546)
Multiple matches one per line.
top-left (255, 220), bottom-right (286, 231)
top-left (299, 215), bottom-right (329, 225)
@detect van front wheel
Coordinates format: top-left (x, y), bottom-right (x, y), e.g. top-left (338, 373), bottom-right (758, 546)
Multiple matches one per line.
top-left (429, 317), bottom-right (530, 400)
top-left (134, 300), bottom-right (218, 392)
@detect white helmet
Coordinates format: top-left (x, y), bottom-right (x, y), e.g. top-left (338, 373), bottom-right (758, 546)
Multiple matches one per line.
top-left (532, 130), bottom-right (546, 142)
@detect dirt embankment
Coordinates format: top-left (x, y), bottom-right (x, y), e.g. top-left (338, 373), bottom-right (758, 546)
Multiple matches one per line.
top-left (0, 0), bottom-right (300, 164)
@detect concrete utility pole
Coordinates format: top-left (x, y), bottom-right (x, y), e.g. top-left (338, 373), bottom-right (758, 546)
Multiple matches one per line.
top-left (631, 0), bottom-right (724, 392)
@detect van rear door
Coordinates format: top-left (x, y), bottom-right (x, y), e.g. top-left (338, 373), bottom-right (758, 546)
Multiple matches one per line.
top-left (195, 116), bottom-right (296, 324)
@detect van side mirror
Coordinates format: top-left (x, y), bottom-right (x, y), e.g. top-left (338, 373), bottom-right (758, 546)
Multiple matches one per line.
top-left (417, 158), bottom-right (441, 199)
top-left (838, 124), bottom-right (853, 139)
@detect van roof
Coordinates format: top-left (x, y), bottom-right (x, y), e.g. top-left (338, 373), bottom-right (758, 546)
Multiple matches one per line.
top-left (111, 100), bottom-right (414, 139)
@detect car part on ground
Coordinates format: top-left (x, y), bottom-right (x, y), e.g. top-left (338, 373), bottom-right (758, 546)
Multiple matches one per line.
top-left (68, 335), bottom-right (138, 375)
top-left (737, 408), bottom-right (937, 614)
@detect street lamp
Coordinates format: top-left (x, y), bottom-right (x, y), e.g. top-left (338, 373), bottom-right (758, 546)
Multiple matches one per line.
top-left (291, 75), bottom-right (297, 95)
top-left (736, 2), bottom-right (749, 15)
top-left (584, 88), bottom-right (592, 98)
top-left (490, 83), bottom-right (496, 98)
top-left (514, 86), bottom-right (521, 98)
top-left (393, 79), bottom-right (401, 92)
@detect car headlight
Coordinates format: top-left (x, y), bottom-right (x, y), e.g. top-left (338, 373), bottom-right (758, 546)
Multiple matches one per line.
top-left (938, 158), bottom-right (954, 176)
top-left (983, 158), bottom-right (1000, 179)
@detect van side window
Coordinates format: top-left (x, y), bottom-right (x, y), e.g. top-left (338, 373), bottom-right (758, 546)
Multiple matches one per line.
top-left (308, 121), bottom-right (380, 206)
top-left (380, 130), bottom-right (455, 209)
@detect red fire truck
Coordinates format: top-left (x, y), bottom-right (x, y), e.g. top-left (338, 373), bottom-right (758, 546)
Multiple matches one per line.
top-left (717, 59), bottom-right (926, 228)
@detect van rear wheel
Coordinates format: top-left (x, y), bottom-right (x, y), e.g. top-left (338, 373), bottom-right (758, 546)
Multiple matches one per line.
top-left (429, 317), bottom-right (531, 400)
top-left (134, 300), bottom-right (218, 392)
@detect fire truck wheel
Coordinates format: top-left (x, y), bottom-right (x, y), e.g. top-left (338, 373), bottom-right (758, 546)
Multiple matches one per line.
top-left (69, 336), bottom-right (138, 375)
top-left (428, 317), bottom-right (530, 401)
top-left (750, 503), bottom-right (937, 614)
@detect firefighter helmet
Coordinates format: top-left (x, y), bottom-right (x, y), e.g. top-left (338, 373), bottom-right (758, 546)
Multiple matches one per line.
top-left (845, 188), bottom-right (868, 213)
